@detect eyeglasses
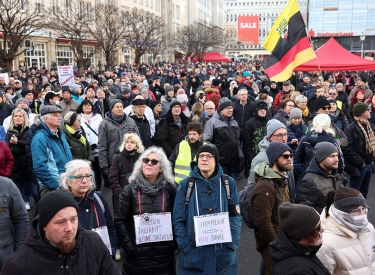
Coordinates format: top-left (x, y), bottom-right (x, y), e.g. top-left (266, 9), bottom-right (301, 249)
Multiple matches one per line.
top-left (272, 133), bottom-right (288, 139)
top-left (315, 222), bottom-right (321, 232)
top-left (205, 108), bottom-right (215, 110)
top-left (350, 207), bottom-right (368, 215)
top-left (321, 106), bottom-right (331, 110)
top-left (280, 153), bottom-right (293, 159)
top-left (68, 174), bottom-right (93, 182)
top-left (329, 93), bottom-right (336, 96)
top-left (198, 154), bottom-right (214, 160)
top-left (142, 158), bottom-right (160, 165)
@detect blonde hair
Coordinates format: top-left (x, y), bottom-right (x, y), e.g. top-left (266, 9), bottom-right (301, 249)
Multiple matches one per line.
top-left (192, 102), bottom-right (203, 122)
top-left (64, 111), bottom-right (81, 125)
top-left (59, 159), bottom-right (96, 193)
top-left (7, 108), bottom-right (30, 132)
top-left (119, 132), bottom-right (145, 153)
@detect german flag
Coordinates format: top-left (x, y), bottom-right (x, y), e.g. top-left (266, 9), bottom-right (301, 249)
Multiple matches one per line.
top-left (262, 0), bottom-right (315, 81)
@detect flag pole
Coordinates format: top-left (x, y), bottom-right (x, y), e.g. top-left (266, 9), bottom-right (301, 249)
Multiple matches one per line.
top-left (306, 29), bottom-right (323, 80)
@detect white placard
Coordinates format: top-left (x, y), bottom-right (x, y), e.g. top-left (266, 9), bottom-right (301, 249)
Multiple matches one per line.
top-left (57, 66), bottom-right (74, 87)
top-left (134, 212), bottom-right (173, 245)
top-left (0, 73), bottom-right (9, 85)
top-left (92, 226), bottom-right (112, 255)
top-left (194, 212), bottom-right (232, 247)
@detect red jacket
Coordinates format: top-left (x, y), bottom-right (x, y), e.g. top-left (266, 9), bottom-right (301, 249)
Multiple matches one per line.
top-left (0, 141), bottom-right (14, 177)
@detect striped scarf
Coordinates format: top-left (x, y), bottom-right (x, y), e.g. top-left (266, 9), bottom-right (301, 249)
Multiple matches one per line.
top-left (354, 117), bottom-right (375, 155)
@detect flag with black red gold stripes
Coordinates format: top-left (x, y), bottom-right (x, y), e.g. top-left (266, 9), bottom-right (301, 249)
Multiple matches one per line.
top-left (262, 0), bottom-right (315, 81)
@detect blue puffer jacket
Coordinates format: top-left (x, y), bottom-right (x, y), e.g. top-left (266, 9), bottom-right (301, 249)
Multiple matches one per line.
top-left (30, 116), bottom-right (73, 190)
top-left (172, 162), bottom-right (242, 275)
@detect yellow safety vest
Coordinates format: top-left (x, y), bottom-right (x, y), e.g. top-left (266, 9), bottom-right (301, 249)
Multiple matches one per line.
top-left (174, 140), bottom-right (206, 184)
top-left (336, 100), bottom-right (343, 111)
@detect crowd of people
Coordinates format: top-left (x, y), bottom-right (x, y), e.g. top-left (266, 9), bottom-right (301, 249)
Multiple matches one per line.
top-left (0, 60), bottom-right (375, 274)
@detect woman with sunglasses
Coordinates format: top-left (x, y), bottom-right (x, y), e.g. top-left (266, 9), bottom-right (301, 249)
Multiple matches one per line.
top-left (115, 146), bottom-right (177, 275)
top-left (59, 159), bottom-right (117, 258)
top-left (317, 187), bottom-right (375, 274)
top-left (269, 202), bottom-right (329, 275)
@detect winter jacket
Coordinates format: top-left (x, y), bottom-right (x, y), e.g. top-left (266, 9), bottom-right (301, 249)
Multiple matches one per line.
top-left (296, 157), bottom-right (344, 213)
top-left (108, 150), bottom-right (139, 212)
top-left (317, 211), bottom-right (375, 275)
top-left (97, 112), bottom-right (139, 169)
top-left (1, 216), bottom-right (119, 275)
top-left (253, 162), bottom-right (290, 251)
top-left (342, 121), bottom-right (374, 176)
top-left (329, 109), bottom-right (349, 131)
top-left (124, 105), bottom-right (155, 137)
top-left (337, 90), bottom-right (349, 107)
top-left (286, 122), bottom-right (307, 152)
top-left (204, 87), bottom-right (221, 102)
top-left (0, 141), bottom-right (14, 177)
top-left (273, 91), bottom-right (289, 112)
top-left (172, 162), bottom-right (242, 275)
top-left (79, 113), bottom-right (102, 153)
top-left (0, 103), bottom-right (13, 125)
top-left (115, 177), bottom-right (177, 275)
top-left (233, 100), bottom-right (253, 129)
top-left (203, 111), bottom-right (241, 165)
top-left (59, 99), bottom-right (80, 117)
top-left (269, 229), bottom-right (330, 275)
top-left (0, 177), bottom-right (29, 270)
top-left (73, 191), bottom-right (116, 256)
top-left (130, 114), bottom-right (152, 149)
top-left (294, 130), bottom-right (344, 177)
top-left (61, 125), bottom-right (94, 163)
top-left (30, 117), bottom-right (72, 190)
top-left (248, 137), bottom-right (296, 202)
top-left (160, 95), bottom-right (173, 117)
top-left (154, 110), bottom-right (189, 157)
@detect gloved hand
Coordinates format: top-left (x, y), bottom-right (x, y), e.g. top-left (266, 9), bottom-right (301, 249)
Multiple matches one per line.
top-left (101, 167), bottom-right (109, 181)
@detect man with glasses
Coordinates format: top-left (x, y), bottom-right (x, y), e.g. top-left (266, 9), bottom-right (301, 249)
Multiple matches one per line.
top-left (296, 142), bottom-right (343, 213)
top-left (129, 96), bottom-right (152, 149)
top-left (342, 102), bottom-right (375, 199)
top-left (252, 142), bottom-right (293, 275)
top-left (327, 85), bottom-right (352, 122)
top-left (273, 98), bottom-right (295, 126)
top-left (172, 143), bottom-right (241, 274)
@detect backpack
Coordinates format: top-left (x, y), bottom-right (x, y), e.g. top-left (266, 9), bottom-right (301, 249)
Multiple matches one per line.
top-left (239, 179), bottom-right (273, 229)
top-left (185, 174), bottom-right (230, 205)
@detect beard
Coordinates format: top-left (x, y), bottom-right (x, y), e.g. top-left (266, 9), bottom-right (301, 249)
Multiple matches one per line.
top-left (57, 238), bottom-right (76, 254)
top-left (275, 160), bottom-right (293, 172)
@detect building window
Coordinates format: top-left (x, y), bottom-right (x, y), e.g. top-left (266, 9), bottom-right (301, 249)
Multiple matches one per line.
top-left (51, 0), bottom-right (56, 15)
top-left (35, 0), bottom-right (43, 14)
top-left (20, 0), bottom-right (27, 11)
top-left (25, 43), bottom-right (46, 69)
top-left (65, 0), bottom-right (70, 18)
top-left (176, 5), bottom-right (180, 19)
top-left (56, 45), bottom-right (73, 65)
top-left (83, 46), bottom-right (95, 66)
top-left (86, 3), bottom-right (91, 20)
top-left (79, 1), bottom-right (84, 19)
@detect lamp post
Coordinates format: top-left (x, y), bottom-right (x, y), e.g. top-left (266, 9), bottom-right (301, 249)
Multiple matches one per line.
top-left (360, 32), bottom-right (366, 58)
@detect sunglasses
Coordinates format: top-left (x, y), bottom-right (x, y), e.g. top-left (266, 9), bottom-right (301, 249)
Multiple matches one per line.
top-left (280, 153), bottom-right (293, 159)
top-left (321, 106), bottom-right (331, 110)
top-left (142, 158), bottom-right (160, 165)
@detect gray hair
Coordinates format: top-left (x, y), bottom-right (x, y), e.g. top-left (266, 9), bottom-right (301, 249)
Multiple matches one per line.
top-left (128, 146), bottom-right (174, 184)
top-left (295, 95), bottom-right (307, 104)
top-left (59, 159), bottom-right (96, 192)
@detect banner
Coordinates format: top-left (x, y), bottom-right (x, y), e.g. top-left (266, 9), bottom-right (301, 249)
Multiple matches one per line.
top-left (237, 16), bottom-right (259, 45)
top-left (57, 66), bottom-right (74, 87)
top-left (134, 213), bottom-right (173, 245)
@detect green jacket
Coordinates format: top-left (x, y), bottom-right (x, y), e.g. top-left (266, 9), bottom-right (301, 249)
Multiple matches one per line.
top-left (61, 125), bottom-right (94, 163)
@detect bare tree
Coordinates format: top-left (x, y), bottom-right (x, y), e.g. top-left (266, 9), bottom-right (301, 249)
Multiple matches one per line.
top-left (46, 1), bottom-right (100, 75)
top-left (124, 8), bottom-right (166, 68)
top-left (148, 25), bottom-right (168, 65)
top-left (173, 24), bottom-right (197, 65)
top-left (0, 0), bottom-right (43, 73)
top-left (88, 4), bottom-right (127, 71)
top-left (193, 23), bottom-right (219, 62)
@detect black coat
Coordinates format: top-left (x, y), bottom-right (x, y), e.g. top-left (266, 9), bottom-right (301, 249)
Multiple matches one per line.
top-left (233, 100), bottom-right (253, 129)
top-left (1, 217), bottom-right (119, 275)
top-left (130, 114), bottom-right (153, 149)
top-left (0, 103), bottom-right (13, 125)
top-left (269, 229), bottom-right (330, 275)
top-left (115, 181), bottom-right (177, 275)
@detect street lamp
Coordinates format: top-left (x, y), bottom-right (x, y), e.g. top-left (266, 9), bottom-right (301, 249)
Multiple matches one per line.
top-left (360, 32), bottom-right (366, 58)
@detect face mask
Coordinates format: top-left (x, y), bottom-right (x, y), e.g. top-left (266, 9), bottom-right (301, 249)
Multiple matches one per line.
top-left (344, 214), bottom-right (368, 229)
top-left (55, 100), bottom-right (59, 105)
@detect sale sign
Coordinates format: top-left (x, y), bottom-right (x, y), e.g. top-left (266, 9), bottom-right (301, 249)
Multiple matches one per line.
top-left (237, 16), bottom-right (259, 45)
top-left (57, 66), bottom-right (74, 87)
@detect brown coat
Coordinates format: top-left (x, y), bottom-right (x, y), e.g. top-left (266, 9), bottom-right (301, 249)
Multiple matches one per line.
top-left (252, 176), bottom-right (290, 251)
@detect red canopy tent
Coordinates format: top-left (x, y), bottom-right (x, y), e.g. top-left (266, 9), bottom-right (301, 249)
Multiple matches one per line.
top-left (294, 37), bottom-right (375, 71)
top-left (184, 52), bottom-right (232, 62)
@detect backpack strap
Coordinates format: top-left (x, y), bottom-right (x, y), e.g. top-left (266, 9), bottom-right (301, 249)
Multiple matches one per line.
top-left (185, 177), bottom-right (195, 205)
top-left (116, 154), bottom-right (122, 172)
top-left (221, 174), bottom-right (231, 201)
top-left (93, 192), bottom-right (105, 214)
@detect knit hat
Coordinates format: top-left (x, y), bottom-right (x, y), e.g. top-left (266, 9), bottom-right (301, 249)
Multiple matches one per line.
top-left (172, 78), bottom-right (181, 86)
top-left (149, 100), bottom-right (161, 110)
top-left (197, 143), bottom-right (219, 164)
top-left (21, 88), bottom-right (33, 97)
top-left (169, 99), bottom-right (181, 109)
top-left (283, 81), bottom-right (291, 85)
top-left (40, 105), bottom-right (63, 116)
top-left (266, 142), bottom-right (292, 166)
top-left (243, 71), bottom-right (251, 77)
top-left (37, 190), bottom-right (78, 231)
top-left (140, 88), bottom-right (148, 95)
top-left (15, 97), bottom-right (29, 107)
top-left (165, 86), bottom-right (174, 94)
top-left (353, 102), bottom-right (369, 116)
top-left (218, 97), bottom-right (233, 112)
top-left (290, 108), bottom-right (302, 119)
top-left (358, 76), bottom-right (367, 83)
top-left (212, 79), bottom-right (221, 86)
top-left (121, 87), bottom-right (131, 94)
top-left (314, 142), bottom-right (338, 163)
top-left (279, 202), bottom-right (320, 241)
top-left (314, 96), bottom-right (331, 112)
top-left (69, 84), bottom-right (81, 94)
top-left (109, 99), bottom-right (123, 110)
top-left (312, 114), bottom-right (331, 134)
top-left (333, 187), bottom-right (368, 213)
top-left (177, 93), bottom-right (189, 104)
top-left (266, 119), bottom-right (286, 139)
top-left (255, 101), bottom-right (268, 112)
top-left (327, 99), bottom-right (336, 104)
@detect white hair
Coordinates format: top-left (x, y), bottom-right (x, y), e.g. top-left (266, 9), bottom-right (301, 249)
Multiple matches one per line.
top-left (128, 146), bottom-right (175, 184)
top-left (59, 159), bottom-right (96, 192)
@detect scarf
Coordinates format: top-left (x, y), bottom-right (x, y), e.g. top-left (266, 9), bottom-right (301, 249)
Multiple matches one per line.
top-left (112, 113), bottom-right (124, 123)
top-left (133, 173), bottom-right (166, 197)
top-left (329, 205), bottom-right (368, 232)
top-left (354, 117), bottom-right (375, 155)
top-left (202, 111), bottom-right (213, 120)
top-left (83, 112), bottom-right (94, 124)
top-left (301, 106), bottom-right (309, 118)
top-left (66, 124), bottom-right (86, 146)
top-left (174, 117), bottom-right (182, 129)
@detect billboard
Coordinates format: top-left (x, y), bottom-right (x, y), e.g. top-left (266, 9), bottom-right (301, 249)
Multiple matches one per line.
top-left (237, 16), bottom-right (259, 45)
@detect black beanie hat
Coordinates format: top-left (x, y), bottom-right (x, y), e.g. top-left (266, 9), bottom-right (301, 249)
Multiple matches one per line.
top-left (150, 100), bottom-right (161, 110)
top-left (37, 190), bottom-right (78, 231)
top-left (197, 143), bottom-right (219, 164)
top-left (279, 202), bottom-right (320, 241)
top-left (169, 99), bottom-right (181, 110)
top-left (266, 142), bottom-right (292, 166)
top-left (314, 96), bottom-right (331, 112)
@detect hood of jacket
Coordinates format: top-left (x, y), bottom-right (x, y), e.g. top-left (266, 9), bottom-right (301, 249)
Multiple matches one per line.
top-left (252, 100), bottom-right (269, 119)
top-left (189, 160), bottom-right (223, 181)
top-left (305, 130), bottom-right (334, 146)
top-left (305, 157), bottom-right (338, 177)
top-left (29, 115), bottom-right (61, 138)
top-left (254, 161), bottom-right (283, 179)
top-left (258, 136), bottom-right (270, 153)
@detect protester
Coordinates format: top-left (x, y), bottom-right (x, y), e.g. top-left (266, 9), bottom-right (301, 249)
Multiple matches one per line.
top-left (286, 108), bottom-right (307, 153)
